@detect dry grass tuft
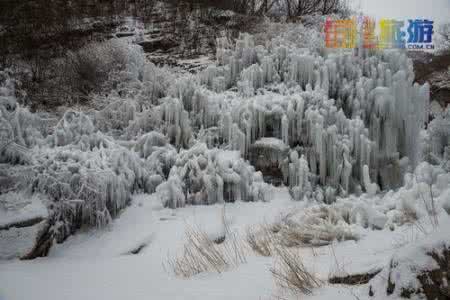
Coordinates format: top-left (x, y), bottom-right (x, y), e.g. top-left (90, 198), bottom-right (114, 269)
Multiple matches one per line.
top-left (271, 245), bottom-right (322, 295)
top-left (279, 207), bottom-right (358, 247)
top-left (398, 198), bottom-right (419, 225)
top-left (246, 224), bottom-right (277, 257)
top-left (167, 226), bottom-right (247, 278)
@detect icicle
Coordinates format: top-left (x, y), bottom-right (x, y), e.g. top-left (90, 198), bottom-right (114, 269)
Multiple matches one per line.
top-left (281, 115), bottom-right (289, 145)
top-left (288, 153), bottom-right (311, 201)
top-left (363, 164), bottom-right (378, 196)
top-left (287, 54), bottom-right (315, 89)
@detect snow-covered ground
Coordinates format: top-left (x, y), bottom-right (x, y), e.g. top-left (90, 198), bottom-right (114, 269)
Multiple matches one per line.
top-left (0, 189), bottom-right (289, 300)
top-left (1, 186), bottom-right (449, 300)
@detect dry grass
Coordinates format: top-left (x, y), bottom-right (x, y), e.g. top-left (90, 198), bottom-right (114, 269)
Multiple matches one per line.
top-left (278, 207), bottom-right (358, 247)
top-left (246, 207), bottom-right (358, 259)
top-left (246, 224), bottom-right (277, 257)
top-left (398, 200), bottom-right (419, 225)
top-left (271, 245), bottom-right (322, 295)
top-left (167, 225), bottom-right (247, 278)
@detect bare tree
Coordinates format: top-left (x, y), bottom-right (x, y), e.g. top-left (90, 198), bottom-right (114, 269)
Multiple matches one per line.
top-left (274, 0), bottom-right (348, 18)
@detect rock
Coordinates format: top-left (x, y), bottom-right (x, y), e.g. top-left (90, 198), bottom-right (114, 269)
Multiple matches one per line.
top-left (369, 225), bottom-right (450, 299)
top-left (409, 51), bottom-right (450, 108)
top-left (0, 219), bottom-right (50, 259)
top-left (20, 220), bottom-right (54, 260)
top-left (138, 37), bottom-right (178, 53)
top-left (115, 32), bottom-right (135, 38)
top-left (0, 175), bottom-right (15, 193)
top-left (249, 138), bottom-right (289, 186)
top-left (329, 268), bottom-right (382, 285)
top-left (0, 191), bottom-right (50, 259)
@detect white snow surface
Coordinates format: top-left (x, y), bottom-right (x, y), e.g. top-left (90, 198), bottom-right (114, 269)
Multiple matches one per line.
top-left (0, 192), bottom-right (48, 227)
top-left (253, 138), bottom-right (288, 151)
top-left (1, 186), bottom-right (449, 300)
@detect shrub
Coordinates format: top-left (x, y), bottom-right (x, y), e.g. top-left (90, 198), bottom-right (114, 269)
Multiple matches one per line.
top-left (62, 39), bottom-right (134, 101)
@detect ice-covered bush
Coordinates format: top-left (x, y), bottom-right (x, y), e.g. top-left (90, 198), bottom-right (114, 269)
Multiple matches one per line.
top-left (0, 70), bottom-right (44, 164)
top-left (33, 144), bottom-right (152, 225)
top-left (0, 73), bottom-right (170, 252)
top-left (157, 143), bottom-right (272, 208)
top-left (425, 106), bottom-right (450, 166)
top-left (436, 23), bottom-right (450, 54)
top-left (94, 99), bottom-right (137, 133)
top-left (253, 19), bottom-right (325, 53)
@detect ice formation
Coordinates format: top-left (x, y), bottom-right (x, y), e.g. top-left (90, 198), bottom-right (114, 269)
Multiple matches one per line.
top-left (198, 34), bottom-right (431, 200)
top-left (0, 27), bottom-right (441, 257)
top-left (425, 106), bottom-right (450, 167)
top-left (157, 144), bottom-right (272, 208)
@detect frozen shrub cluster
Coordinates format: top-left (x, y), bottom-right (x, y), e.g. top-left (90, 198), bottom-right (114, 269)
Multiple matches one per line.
top-left (1, 53), bottom-right (272, 256)
top-left (253, 18), bottom-right (325, 52)
top-left (424, 106), bottom-right (450, 167)
top-left (157, 143), bottom-right (272, 208)
top-left (0, 71), bottom-right (44, 164)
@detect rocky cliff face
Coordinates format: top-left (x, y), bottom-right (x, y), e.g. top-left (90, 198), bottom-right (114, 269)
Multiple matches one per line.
top-left (114, 1), bottom-right (260, 69)
top-left (409, 51), bottom-right (450, 108)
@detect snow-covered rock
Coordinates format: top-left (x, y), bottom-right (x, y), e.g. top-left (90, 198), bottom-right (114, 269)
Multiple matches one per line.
top-left (0, 192), bottom-right (49, 259)
top-left (369, 221), bottom-right (450, 299)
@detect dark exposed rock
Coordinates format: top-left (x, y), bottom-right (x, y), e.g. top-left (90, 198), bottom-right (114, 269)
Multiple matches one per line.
top-left (0, 176), bottom-right (15, 193)
top-left (249, 138), bottom-right (289, 186)
top-left (409, 51), bottom-right (450, 108)
top-left (369, 242), bottom-right (450, 299)
top-left (0, 219), bottom-right (50, 260)
top-left (115, 32), bottom-right (135, 38)
top-left (132, 1), bottom-right (262, 66)
top-left (329, 268), bottom-right (382, 285)
top-left (0, 217), bottom-right (45, 231)
top-left (138, 37), bottom-right (178, 53)
top-left (123, 243), bottom-right (148, 255)
top-left (21, 220), bottom-right (54, 260)
top-left (213, 235), bottom-right (226, 244)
